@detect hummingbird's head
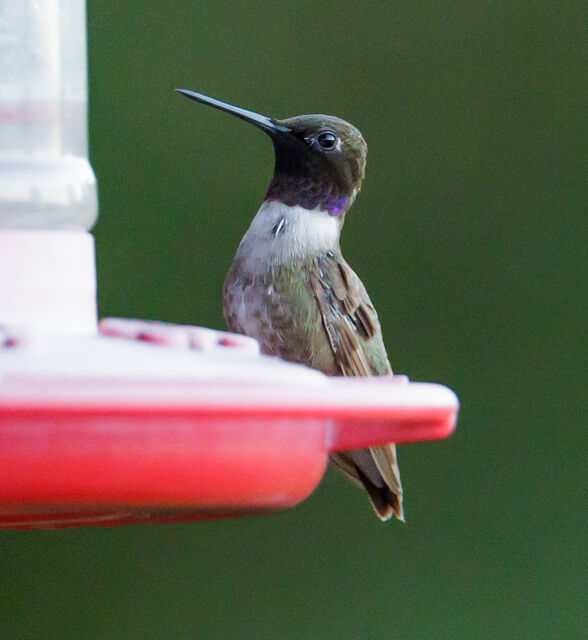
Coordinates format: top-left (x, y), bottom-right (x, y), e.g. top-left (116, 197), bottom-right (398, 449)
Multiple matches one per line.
top-left (266, 114), bottom-right (367, 216)
top-left (176, 89), bottom-right (367, 216)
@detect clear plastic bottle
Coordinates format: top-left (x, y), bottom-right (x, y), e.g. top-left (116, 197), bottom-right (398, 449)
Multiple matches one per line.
top-left (0, 0), bottom-right (97, 230)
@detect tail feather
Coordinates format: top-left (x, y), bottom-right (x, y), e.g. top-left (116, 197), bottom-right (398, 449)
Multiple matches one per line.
top-left (330, 444), bottom-right (404, 521)
top-left (356, 466), bottom-right (403, 522)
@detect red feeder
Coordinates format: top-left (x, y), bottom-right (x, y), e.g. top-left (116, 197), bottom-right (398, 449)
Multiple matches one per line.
top-left (0, 318), bottom-right (458, 530)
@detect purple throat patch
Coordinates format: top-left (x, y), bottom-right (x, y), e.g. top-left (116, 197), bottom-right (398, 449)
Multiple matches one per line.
top-left (323, 195), bottom-right (349, 216)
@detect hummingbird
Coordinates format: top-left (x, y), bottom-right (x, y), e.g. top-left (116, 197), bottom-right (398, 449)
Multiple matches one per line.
top-left (177, 89), bottom-right (403, 521)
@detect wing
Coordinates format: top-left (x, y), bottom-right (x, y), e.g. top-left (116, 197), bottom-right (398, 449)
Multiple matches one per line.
top-left (310, 251), bottom-right (404, 521)
top-left (309, 251), bottom-right (391, 377)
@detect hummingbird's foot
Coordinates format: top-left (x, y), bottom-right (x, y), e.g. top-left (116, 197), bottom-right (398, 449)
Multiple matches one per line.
top-left (0, 325), bottom-right (28, 348)
top-left (98, 318), bottom-right (259, 353)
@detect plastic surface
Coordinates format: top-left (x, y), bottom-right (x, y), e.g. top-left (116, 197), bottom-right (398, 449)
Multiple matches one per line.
top-left (0, 230), bottom-right (97, 335)
top-left (0, 326), bottom-right (459, 529)
top-left (0, 0), bottom-right (97, 229)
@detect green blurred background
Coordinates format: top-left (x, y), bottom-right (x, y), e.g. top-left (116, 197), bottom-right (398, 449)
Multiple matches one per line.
top-left (2, 1), bottom-right (586, 638)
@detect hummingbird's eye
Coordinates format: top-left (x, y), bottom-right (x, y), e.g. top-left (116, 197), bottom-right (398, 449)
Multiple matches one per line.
top-left (316, 131), bottom-right (338, 151)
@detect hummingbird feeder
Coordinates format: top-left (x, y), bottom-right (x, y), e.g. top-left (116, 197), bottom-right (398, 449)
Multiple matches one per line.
top-left (0, 0), bottom-right (459, 530)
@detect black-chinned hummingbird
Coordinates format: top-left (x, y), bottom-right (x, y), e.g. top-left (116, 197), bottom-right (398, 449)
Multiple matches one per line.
top-left (177, 88), bottom-right (403, 521)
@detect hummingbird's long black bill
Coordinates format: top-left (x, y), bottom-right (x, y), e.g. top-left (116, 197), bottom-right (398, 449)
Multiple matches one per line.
top-left (175, 89), bottom-right (290, 134)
